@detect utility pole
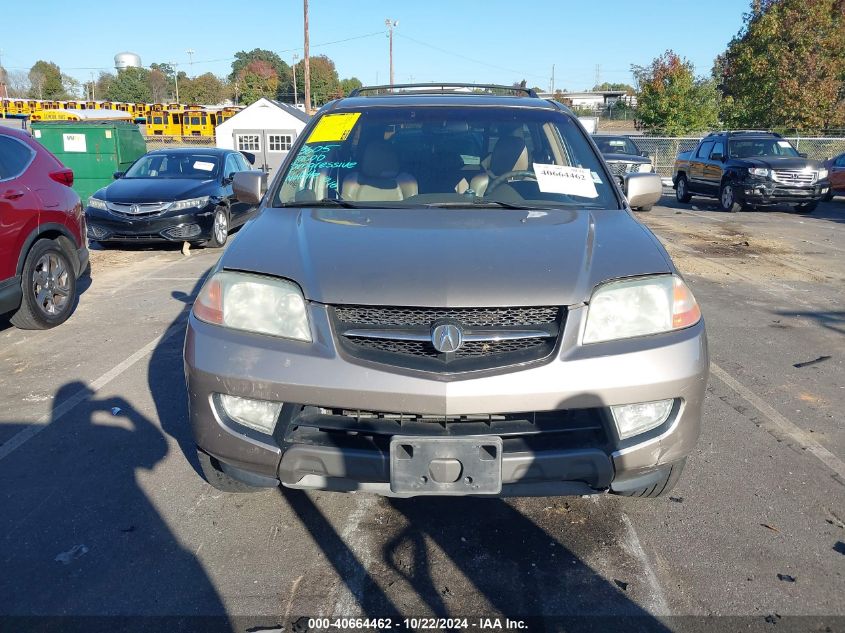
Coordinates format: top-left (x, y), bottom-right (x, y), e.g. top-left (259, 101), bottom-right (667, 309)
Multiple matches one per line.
top-left (186, 49), bottom-right (195, 77)
top-left (550, 64), bottom-right (555, 94)
top-left (594, 64), bottom-right (601, 90)
top-left (303, 0), bottom-right (311, 113)
top-left (172, 64), bottom-right (180, 103)
top-left (292, 53), bottom-right (299, 106)
top-left (385, 19), bottom-right (398, 86)
top-left (90, 71), bottom-right (95, 100)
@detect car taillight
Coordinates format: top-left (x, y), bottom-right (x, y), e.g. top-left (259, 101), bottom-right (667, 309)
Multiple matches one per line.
top-left (49, 169), bottom-right (74, 187)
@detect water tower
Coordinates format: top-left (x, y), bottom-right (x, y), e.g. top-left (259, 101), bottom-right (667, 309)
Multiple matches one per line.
top-left (114, 52), bottom-right (142, 72)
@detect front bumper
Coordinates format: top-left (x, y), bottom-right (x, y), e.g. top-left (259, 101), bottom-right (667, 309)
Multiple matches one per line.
top-left (184, 303), bottom-right (709, 496)
top-left (85, 204), bottom-right (216, 242)
top-left (736, 178), bottom-right (829, 205)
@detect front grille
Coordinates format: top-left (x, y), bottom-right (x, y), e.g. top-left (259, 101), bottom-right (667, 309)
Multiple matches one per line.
top-left (332, 304), bottom-right (564, 372)
top-left (107, 201), bottom-right (172, 218)
top-left (333, 305), bottom-right (559, 327)
top-left (771, 169), bottom-right (817, 186)
top-left (605, 161), bottom-right (638, 176)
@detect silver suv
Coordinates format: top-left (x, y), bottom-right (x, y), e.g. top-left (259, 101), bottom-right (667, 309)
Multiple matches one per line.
top-left (184, 84), bottom-right (706, 498)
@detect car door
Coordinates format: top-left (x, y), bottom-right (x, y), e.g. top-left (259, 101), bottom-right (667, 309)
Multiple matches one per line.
top-left (831, 153), bottom-right (845, 192)
top-left (703, 141), bottom-right (726, 195)
top-left (0, 135), bottom-right (41, 284)
top-left (688, 141), bottom-right (714, 193)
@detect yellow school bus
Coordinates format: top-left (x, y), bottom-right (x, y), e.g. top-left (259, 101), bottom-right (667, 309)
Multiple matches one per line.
top-left (146, 109), bottom-right (184, 135)
top-left (181, 107), bottom-right (215, 136)
top-left (30, 109), bottom-right (134, 122)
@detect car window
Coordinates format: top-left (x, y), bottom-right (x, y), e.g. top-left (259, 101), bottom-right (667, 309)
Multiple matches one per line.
top-left (235, 153), bottom-right (250, 171)
top-left (710, 142), bottom-right (725, 159)
top-left (594, 137), bottom-right (639, 155)
top-left (124, 153), bottom-right (220, 179)
top-left (729, 138), bottom-right (799, 158)
top-left (224, 154), bottom-right (239, 178)
top-left (696, 141), bottom-right (715, 159)
top-left (274, 106), bottom-right (619, 209)
top-left (0, 136), bottom-right (36, 181)
top-left (834, 154), bottom-right (845, 167)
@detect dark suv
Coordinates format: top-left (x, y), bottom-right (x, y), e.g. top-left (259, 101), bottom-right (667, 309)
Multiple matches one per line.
top-left (673, 131), bottom-right (830, 213)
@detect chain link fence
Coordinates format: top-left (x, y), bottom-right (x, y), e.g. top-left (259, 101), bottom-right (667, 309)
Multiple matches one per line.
top-left (629, 136), bottom-right (845, 180)
top-left (143, 135), bottom-right (217, 151)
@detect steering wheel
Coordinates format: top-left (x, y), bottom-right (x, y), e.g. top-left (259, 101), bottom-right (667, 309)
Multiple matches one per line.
top-left (485, 170), bottom-right (538, 195)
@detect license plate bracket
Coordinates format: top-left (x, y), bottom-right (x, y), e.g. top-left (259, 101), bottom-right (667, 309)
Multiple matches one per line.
top-left (390, 436), bottom-right (503, 495)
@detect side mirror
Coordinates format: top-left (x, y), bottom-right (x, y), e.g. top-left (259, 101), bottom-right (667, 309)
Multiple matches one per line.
top-left (232, 171), bottom-right (265, 205)
top-left (113, 171), bottom-right (124, 179)
top-left (799, 152), bottom-right (808, 158)
top-left (640, 151), bottom-right (649, 158)
top-left (624, 172), bottom-right (663, 210)
top-left (710, 153), bottom-right (724, 162)
top-left (222, 172), bottom-right (235, 186)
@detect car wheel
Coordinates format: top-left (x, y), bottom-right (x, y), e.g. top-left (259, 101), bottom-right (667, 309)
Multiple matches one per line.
top-left (822, 190), bottom-right (834, 202)
top-left (10, 239), bottom-right (78, 330)
top-left (719, 181), bottom-right (743, 212)
top-left (612, 458), bottom-right (686, 499)
top-left (794, 201), bottom-right (818, 214)
top-left (207, 207), bottom-right (229, 248)
top-left (675, 175), bottom-right (692, 203)
top-left (196, 448), bottom-right (269, 493)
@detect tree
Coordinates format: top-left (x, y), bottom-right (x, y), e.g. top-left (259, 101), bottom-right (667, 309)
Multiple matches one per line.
top-left (237, 60), bottom-right (279, 105)
top-left (28, 61), bottom-right (66, 99)
top-left (340, 77), bottom-right (363, 96)
top-left (293, 55), bottom-right (341, 107)
top-left (94, 72), bottom-right (115, 101)
top-left (6, 70), bottom-right (30, 98)
top-left (181, 73), bottom-right (226, 105)
top-left (230, 49), bottom-right (291, 101)
top-left (716, 0), bottom-right (845, 132)
top-left (148, 68), bottom-right (170, 102)
top-left (62, 74), bottom-right (82, 99)
top-left (106, 67), bottom-right (152, 103)
top-left (632, 50), bottom-right (720, 135)
top-left (593, 82), bottom-right (636, 94)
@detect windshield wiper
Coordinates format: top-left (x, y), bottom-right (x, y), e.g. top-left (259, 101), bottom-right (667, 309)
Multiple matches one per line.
top-left (422, 200), bottom-right (556, 210)
top-left (280, 198), bottom-right (362, 208)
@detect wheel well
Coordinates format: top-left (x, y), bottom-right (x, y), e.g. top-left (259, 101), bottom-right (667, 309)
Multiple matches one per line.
top-left (16, 229), bottom-right (78, 277)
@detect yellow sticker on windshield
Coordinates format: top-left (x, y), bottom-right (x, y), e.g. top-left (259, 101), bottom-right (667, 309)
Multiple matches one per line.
top-left (307, 112), bottom-right (362, 143)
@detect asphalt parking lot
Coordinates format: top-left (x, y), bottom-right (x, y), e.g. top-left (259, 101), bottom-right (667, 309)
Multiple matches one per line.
top-left (1, 195), bottom-right (844, 631)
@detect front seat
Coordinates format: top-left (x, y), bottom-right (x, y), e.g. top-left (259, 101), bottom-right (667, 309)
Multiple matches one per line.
top-left (342, 141), bottom-right (418, 201)
top-left (469, 136), bottom-right (529, 197)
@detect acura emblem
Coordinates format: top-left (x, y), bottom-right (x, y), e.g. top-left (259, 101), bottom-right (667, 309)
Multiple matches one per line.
top-left (431, 323), bottom-right (463, 353)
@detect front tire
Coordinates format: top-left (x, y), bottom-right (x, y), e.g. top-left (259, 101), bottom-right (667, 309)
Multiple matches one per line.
top-left (613, 459), bottom-right (686, 498)
top-left (206, 207), bottom-right (229, 248)
top-left (196, 449), bottom-right (268, 493)
top-left (719, 181), bottom-right (743, 212)
top-left (10, 239), bottom-right (78, 330)
top-left (675, 175), bottom-right (692, 203)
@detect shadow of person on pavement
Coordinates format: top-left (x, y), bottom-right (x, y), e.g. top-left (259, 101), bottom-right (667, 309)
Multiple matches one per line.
top-left (0, 381), bottom-right (232, 633)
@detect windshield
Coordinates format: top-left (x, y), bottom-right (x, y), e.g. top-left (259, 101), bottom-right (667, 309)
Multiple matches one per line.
top-left (124, 153), bottom-right (220, 179)
top-left (274, 106), bottom-right (618, 209)
top-left (729, 138), bottom-right (800, 159)
top-left (593, 136), bottom-right (640, 156)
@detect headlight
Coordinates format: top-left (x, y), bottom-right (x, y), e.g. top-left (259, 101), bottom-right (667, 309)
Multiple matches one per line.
top-left (748, 167), bottom-right (769, 177)
top-left (583, 275), bottom-right (701, 344)
top-left (87, 197), bottom-right (108, 210)
top-left (818, 168), bottom-right (828, 180)
top-left (636, 163), bottom-right (653, 173)
top-left (193, 271), bottom-right (311, 341)
top-left (169, 196), bottom-right (210, 211)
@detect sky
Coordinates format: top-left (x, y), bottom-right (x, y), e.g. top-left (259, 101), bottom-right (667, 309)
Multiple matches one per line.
top-left (1, 0), bottom-right (751, 91)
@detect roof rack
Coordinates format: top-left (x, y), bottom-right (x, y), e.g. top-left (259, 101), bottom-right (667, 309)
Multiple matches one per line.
top-left (348, 83), bottom-right (539, 98)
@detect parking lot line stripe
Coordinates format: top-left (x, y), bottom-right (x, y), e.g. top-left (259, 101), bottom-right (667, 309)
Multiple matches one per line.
top-left (620, 513), bottom-right (670, 615)
top-left (0, 315), bottom-right (189, 463)
top-left (711, 362), bottom-right (845, 483)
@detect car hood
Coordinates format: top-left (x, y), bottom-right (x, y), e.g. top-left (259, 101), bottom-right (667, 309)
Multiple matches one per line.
top-left (602, 153), bottom-right (650, 164)
top-left (222, 207), bottom-right (673, 307)
top-left (740, 157), bottom-right (824, 171)
top-left (95, 178), bottom-right (216, 203)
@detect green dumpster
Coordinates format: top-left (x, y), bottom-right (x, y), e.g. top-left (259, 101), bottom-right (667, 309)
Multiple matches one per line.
top-left (30, 121), bottom-right (147, 201)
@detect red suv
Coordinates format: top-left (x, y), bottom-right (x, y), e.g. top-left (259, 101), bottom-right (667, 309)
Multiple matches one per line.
top-left (0, 126), bottom-right (88, 329)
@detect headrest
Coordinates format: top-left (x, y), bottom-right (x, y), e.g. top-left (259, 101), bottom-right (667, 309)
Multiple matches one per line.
top-left (491, 136), bottom-right (529, 175)
top-left (361, 141), bottom-right (399, 179)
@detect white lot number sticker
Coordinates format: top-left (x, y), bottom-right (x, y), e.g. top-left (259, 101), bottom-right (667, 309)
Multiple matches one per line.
top-left (533, 163), bottom-right (598, 198)
top-left (62, 133), bottom-right (87, 153)
top-left (777, 141), bottom-right (793, 149)
top-left (193, 161), bottom-right (215, 172)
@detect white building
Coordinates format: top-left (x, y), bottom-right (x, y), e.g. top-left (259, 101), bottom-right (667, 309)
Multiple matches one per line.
top-left (215, 97), bottom-right (310, 175)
